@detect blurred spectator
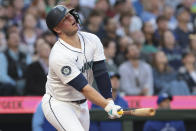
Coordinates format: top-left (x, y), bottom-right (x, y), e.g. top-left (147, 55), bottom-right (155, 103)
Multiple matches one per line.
top-left (152, 51), bottom-right (177, 94)
top-left (103, 39), bottom-right (118, 73)
top-left (94, 0), bottom-right (110, 15)
top-left (116, 12), bottom-right (132, 36)
top-left (24, 39), bottom-right (50, 96)
top-left (143, 93), bottom-right (186, 131)
top-left (101, 17), bottom-right (119, 41)
top-left (131, 30), bottom-right (148, 61)
top-left (112, 0), bottom-right (126, 18)
top-left (45, 0), bottom-right (57, 13)
top-left (153, 15), bottom-right (168, 47)
top-left (42, 31), bottom-right (57, 48)
top-left (131, 30), bottom-right (145, 51)
top-left (174, 7), bottom-right (192, 49)
top-left (161, 30), bottom-right (183, 70)
top-left (0, 31), bottom-right (31, 95)
top-left (141, 21), bottom-right (157, 64)
top-left (90, 72), bottom-right (128, 131)
top-left (141, 0), bottom-right (161, 22)
top-left (21, 12), bottom-right (42, 55)
top-left (0, 5), bottom-right (6, 17)
top-left (114, 36), bottom-right (133, 66)
top-left (116, 10), bottom-right (142, 36)
top-left (30, 0), bottom-right (48, 31)
top-left (178, 52), bottom-right (196, 95)
top-left (83, 10), bottom-right (104, 39)
top-left (32, 102), bottom-right (56, 131)
top-left (10, 0), bottom-right (26, 26)
top-left (152, 51), bottom-right (190, 95)
top-left (119, 44), bottom-right (153, 96)
top-left (79, 0), bottom-right (96, 19)
top-left (162, 4), bottom-right (178, 30)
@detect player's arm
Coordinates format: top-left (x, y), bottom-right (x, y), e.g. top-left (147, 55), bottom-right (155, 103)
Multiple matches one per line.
top-left (92, 60), bottom-right (112, 99)
top-left (67, 73), bottom-right (122, 118)
top-left (66, 73), bottom-right (108, 108)
top-left (91, 34), bottom-right (112, 99)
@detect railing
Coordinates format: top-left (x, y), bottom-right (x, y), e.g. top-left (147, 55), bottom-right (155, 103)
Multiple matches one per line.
top-left (90, 109), bottom-right (196, 131)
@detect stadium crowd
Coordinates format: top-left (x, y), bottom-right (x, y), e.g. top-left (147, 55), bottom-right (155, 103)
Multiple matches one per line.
top-left (0, 0), bottom-right (196, 97)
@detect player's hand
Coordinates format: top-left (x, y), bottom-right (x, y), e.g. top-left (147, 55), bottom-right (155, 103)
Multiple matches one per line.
top-left (104, 100), bottom-right (123, 119)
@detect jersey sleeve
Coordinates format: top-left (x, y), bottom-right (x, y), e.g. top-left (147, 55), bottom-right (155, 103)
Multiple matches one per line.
top-left (93, 35), bottom-right (105, 61)
top-left (51, 57), bottom-right (81, 85)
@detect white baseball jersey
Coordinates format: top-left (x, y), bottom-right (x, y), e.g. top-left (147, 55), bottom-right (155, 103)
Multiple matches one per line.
top-left (45, 31), bottom-right (105, 101)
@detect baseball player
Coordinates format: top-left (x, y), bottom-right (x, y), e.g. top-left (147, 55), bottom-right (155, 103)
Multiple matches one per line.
top-left (42, 5), bottom-right (123, 131)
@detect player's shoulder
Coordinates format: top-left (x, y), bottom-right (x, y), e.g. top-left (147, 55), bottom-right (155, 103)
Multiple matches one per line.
top-left (78, 31), bottom-right (100, 40)
top-left (50, 42), bottom-right (71, 61)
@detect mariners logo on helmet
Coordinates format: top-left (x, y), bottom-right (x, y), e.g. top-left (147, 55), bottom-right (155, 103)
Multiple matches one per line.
top-left (61, 66), bottom-right (71, 76)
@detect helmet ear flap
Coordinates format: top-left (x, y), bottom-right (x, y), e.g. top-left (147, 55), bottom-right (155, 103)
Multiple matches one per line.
top-left (69, 9), bottom-right (81, 25)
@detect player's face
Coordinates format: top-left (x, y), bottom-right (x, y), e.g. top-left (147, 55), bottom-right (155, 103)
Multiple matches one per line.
top-left (57, 13), bottom-right (78, 36)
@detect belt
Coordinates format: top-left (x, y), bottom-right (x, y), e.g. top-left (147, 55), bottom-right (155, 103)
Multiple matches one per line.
top-left (71, 99), bottom-right (87, 104)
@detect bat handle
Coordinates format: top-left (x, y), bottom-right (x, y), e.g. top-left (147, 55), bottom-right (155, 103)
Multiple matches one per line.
top-left (117, 109), bottom-right (124, 115)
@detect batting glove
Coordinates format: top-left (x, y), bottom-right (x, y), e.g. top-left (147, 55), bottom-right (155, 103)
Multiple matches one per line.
top-left (104, 100), bottom-right (123, 119)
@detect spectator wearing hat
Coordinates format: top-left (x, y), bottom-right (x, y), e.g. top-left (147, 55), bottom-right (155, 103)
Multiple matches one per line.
top-left (143, 93), bottom-right (186, 131)
top-left (90, 72), bottom-right (128, 131)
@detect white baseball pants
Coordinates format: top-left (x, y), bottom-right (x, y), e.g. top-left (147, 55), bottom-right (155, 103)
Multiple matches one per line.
top-left (42, 94), bottom-right (90, 131)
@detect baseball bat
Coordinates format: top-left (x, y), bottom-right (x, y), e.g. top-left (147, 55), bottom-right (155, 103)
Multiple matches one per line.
top-left (117, 108), bottom-right (156, 117)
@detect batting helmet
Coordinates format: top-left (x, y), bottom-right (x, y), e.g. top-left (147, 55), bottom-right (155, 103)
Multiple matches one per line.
top-left (46, 5), bottom-right (80, 35)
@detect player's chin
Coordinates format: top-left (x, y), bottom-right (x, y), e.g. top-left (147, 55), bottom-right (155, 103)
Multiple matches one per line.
top-left (67, 29), bottom-right (78, 36)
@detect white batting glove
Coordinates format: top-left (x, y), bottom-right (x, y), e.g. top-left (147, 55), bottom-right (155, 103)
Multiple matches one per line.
top-left (104, 100), bottom-right (123, 119)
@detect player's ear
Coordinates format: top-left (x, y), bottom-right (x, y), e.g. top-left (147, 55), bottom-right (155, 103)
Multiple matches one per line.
top-left (53, 26), bottom-right (61, 34)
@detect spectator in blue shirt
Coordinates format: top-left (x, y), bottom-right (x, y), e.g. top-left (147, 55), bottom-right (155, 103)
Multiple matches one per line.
top-left (0, 31), bottom-right (31, 95)
top-left (132, 0), bottom-right (143, 17)
top-left (32, 102), bottom-right (56, 131)
top-left (143, 93), bottom-right (186, 131)
top-left (90, 72), bottom-right (129, 131)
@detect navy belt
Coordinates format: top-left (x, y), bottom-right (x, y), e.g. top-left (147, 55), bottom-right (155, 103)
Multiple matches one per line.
top-left (71, 99), bottom-right (87, 104)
